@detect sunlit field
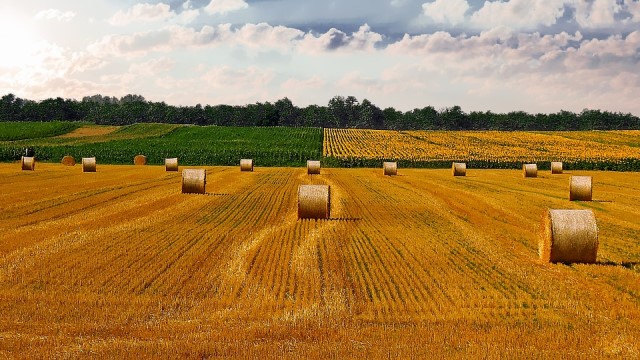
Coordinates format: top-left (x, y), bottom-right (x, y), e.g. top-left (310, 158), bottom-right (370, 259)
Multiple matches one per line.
top-left (1, 163), bottom-right (638, 358)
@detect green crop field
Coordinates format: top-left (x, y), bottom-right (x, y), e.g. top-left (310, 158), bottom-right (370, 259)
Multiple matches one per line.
top-left (0, 123), bottom-right (323, 167)
top-left (0, 121), bottom-right (81, 141)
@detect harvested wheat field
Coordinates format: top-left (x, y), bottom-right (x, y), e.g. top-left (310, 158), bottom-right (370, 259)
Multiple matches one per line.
top-left (0, 163), bottom-right (639, 358)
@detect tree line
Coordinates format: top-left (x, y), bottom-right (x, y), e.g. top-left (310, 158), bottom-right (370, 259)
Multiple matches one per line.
top-left (1, 93), bottom-right (639, 130)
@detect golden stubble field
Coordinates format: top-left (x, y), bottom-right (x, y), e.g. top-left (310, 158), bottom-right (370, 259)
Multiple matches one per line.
top-left (0, 163), bottom-right (639, 358)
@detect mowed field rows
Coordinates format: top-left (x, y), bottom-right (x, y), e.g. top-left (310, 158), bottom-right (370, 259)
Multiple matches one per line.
top-left (1, 163), bottom-right (639, 358)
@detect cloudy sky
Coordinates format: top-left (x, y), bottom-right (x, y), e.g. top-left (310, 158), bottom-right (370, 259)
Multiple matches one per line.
top-left (1, 0), bottom-right (639, 114)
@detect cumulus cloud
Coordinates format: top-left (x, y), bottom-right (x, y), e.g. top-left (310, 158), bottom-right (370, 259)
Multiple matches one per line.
top-left (422, 0), bottom-right (470, 26)
top-left (469, 0), bottom-right (566, 30)
top-left (34, 9), bottom-right (76, 22)
top-left (299, 24), bottom-right (383, 53)
top-left (87, 23), bottom-right (383, 58)
top-left (571, 0), bottom-right (624, 29)
top-left (109, 3), bottom-right (174, 26)
top-left (204, 0), bottom-right (249, 15)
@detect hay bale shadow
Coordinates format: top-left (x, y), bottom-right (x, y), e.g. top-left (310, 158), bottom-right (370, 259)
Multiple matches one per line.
top-left (597, 261), bottom-right (640, 269)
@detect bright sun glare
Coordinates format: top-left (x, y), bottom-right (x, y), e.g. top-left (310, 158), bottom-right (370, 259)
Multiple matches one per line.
top-left (0, 14), bottom-right (38, 68)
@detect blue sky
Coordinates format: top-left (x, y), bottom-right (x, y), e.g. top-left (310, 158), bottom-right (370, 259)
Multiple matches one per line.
top-left (1, 0), bottom-right (639, 114)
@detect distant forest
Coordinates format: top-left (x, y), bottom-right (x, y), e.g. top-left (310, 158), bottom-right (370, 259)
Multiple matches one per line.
top-left (1, 93), bottom-right (639, 130)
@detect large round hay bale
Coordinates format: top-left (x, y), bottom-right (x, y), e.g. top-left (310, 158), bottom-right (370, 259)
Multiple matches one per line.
top-left (182, 169), bottom-right (206, 194)
top-left (307, 160), bottom-right (321, 175)
top-left (21, 156), bottom-right (35, 171)
top-left (134, 155), bottom-right (147, 165)
top-left (298, 185), bottom-right (330, 219)
top-left (383, 162), bottom-right (397, 176)
top-left (82, 157), bottom-right (96, 172)
top-left (452, 162), bottom-right (466, 176)
top-left (523, 164), bottom-right (537, 178)
top-left (569, 176), bottom-right (592, 201)
top-left (551, 161), bottom-right (563, 174)
top-left (165, 158), bottom-right (178, 172)
top-left (61, 156), bottom-right (76, 166)
top-left (240, 159), bottom-right (254, 172)
top-left (540, 209), bottom-right (598, 264)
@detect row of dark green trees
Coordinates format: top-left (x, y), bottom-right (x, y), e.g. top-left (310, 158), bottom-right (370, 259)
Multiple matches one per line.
top-left (2, 93), bottom-right (639, 130)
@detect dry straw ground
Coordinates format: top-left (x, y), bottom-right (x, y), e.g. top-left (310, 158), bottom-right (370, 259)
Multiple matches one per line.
top-left (0, 164), bottom-right (639, 358)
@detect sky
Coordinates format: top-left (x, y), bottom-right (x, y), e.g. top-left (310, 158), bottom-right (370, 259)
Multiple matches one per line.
top-left (0, 0), bottom-right (639, 115)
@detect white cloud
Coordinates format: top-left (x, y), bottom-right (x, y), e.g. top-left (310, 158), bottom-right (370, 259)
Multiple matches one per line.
top-left (299, 24), bottom-right (383, 53)
top-left (571, 0), bottom-right (623, 29)
top-left (281, 75), bottom-right (325, 91)
top-left (34, 9), bottom-right (76, 22)
top-left (109, 3), bottom-right (174, 26)
top-left (470, 0), bottom-right (566, 30)
top-left (422, 0), bottom-right (469, 26)
top-left (204, 0), bottom-right (249, 15)
top-left (87, 23), bottom-right (383, 58)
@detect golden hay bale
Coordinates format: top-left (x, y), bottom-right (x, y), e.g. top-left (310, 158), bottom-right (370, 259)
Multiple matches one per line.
top-left (523, 164), bottom-right (537, 178)
top-left (307, 160), bottom-right (321, 175)
top-left (452, 162), bottom-right (467, 176)
top-left (551, 161), bottom-right (563, 174)
top-left (383, 161), bottom-right (397, 176)
top-left (569, 176), bottom-right (592, 201)
top-left (240, 159), bottom-right (254, 172)
top-left (82, 157), bottom-right (96, 172)
top-left (182, 169), bottom-right (206, 194)
top-left (298, 185), bottom-right (330, 219)
top-left (61, 156), bottom-right (76, 166)
top-left (21, 156), bottom-right (35, 171)
top-left (165, 158), bottom-right (178, 172)
top-left (134, 155), bottom-right (147, 165)
top-left (539, 209), bottom-right (598, 264)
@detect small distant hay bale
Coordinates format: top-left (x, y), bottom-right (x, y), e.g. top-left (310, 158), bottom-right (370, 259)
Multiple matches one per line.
top-left (307, 160), bottom-right (321, 175)
top-left (82, 157), bottom-right (96, 172)
top-left (298, 185), bottom-right (330, 219)
top-left (165, 158), bottom-right (178, 172)
top-left (383, 162), bottom-right (397, 176)
top-left (61, 156), bottom-right (76, 166)
top-left (452, 162), bottom-right (467, 176)
top-left (240, 159), bottom-right (254, 172)
top-left (134, 155), bottom-right (147, 165)
top-left (570, 176), bottom-right (592, 201)
top-left (551, 161), bottom-right (563, 174)
top-left (523, 164), bottom-right (537, 178)
top-left (182, 169), bottom-right (206, 194)
top-left (540, 209), bottom-right (598, 264)
top-left (21, 156), bottom-right (35, 171)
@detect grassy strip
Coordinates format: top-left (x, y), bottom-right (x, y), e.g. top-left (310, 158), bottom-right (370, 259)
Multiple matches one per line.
top-left (322, 157), bottom-right (640, 171)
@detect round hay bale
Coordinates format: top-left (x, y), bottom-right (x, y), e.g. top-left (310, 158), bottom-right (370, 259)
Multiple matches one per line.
top-left (307, 160), bottom-right (321, 175)
top-left (61, 156), bottom-right (76, 166)
top-left (383, 162), bottom-right (397, 176)
top-left (452, 162), bottom-right (467, 176)
top-left (523, 164), bottom-right (537, 178)
top-left (134, 155), bottom-right (147, 165)
top-left (569, 176), bottom-right (592, 201)
top-left (21, 156), bottom-right (35, 171)
top-left (82, 157), bottom-right (96, 172)
top-left (165, 158), bottom-right (178, 172)
top-left (540, 209), bottom-right (598, 264)
top-left (240, 159), bottom-right (254, 172)
top-left (298, 185), bottom-right (330, 219)
top-left (551, 161), bottom-right (563, 174)
top-left (182, 169), bottom-right (206, 194)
